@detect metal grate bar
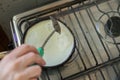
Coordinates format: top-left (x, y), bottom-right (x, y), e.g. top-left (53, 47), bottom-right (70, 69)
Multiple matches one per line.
top-left (57, 67), bottom-right (63, 80)
top-left (99, 69), bottom-right (105, 80)
top-left (113, 38), bottom-right (120, 55)
top-left (94, 4), bottom-right (120, 50)
top-left (66, 7), bottom-right (93, 68)
top-left (112, 65), bottom-right (119, 78)
top-left (61, 11), bottom-right (89, 71)
top-left (76, 47), bottom-right (87, 69)
top-left (86, 7), bottom-right (111, 60)
top-left (66, 9), bottom-right (90, 69)
top-left (80, 3), bottom-right (104, 64)
top-left (88, 1), bottom-right (120, 56)
top-left (71, 6), bottom-right (98, 65)
top-left (44, 69), bottom-right (50, 80)
top-left (63, 57), bottom-right (120, 80)
top-left (88, 74), bottom-right (92, 80)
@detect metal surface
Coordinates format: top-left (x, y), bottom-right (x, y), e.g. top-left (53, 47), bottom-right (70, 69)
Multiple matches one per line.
top-left (50, 16), bottom-right (61, 34)
top-left (10, 0), bottom-right (120, 80)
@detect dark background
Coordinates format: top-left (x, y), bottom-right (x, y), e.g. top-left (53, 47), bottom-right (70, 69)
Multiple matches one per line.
top-left (0, 0), bottom-right (56, 51)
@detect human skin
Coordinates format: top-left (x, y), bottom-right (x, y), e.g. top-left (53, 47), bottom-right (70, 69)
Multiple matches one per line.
top-left (0, 44), bottom-right (46, 80)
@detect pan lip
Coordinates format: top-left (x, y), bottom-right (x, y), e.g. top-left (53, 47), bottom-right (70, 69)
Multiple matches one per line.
top-left (22, 17), bottom-right (76, 68)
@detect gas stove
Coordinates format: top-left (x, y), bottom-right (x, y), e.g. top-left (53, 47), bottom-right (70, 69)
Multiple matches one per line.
top-left (10, 0), bottom-right (120, 80)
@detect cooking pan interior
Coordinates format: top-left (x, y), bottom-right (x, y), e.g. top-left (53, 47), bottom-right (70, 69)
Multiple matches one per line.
top-left (22, 18), bottom-right (75, 67)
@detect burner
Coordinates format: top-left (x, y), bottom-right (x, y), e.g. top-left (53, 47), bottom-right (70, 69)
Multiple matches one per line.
top-left (104, 16), bottom-right (120, 38)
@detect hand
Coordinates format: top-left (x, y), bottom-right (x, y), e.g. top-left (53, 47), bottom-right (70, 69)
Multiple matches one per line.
top-left (0, 44), bottom-right (46, 80)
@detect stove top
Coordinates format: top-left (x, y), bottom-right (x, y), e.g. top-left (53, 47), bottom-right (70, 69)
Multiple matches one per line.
top-left (10, 0), bottom-right (120, 80)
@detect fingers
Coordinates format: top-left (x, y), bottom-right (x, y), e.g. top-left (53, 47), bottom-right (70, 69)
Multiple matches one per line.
top-left (14, 65), bottom-right (41, 80)
top-left (23, 65), bottom-right (41, 79)
top-left (0, 44), bottom-right (45, 80)
top-left (31, 78), bottom-right (37, 80)
top-left (8, 44), bottom-right (38, 59)
top-left (15, 52), bottom-right (45, 68)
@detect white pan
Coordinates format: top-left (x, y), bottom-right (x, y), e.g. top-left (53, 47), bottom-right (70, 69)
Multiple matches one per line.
top-left (23, 19), bottom-right (75, 67)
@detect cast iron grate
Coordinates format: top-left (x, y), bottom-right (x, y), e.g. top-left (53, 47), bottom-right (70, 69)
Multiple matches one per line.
top-left (13, 0), bottom-right (120, 80)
